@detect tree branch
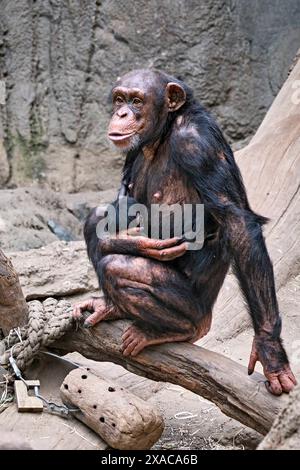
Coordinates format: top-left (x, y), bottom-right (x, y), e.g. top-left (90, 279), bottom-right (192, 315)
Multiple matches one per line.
top-left (51, 319), bottom-right (289, 435)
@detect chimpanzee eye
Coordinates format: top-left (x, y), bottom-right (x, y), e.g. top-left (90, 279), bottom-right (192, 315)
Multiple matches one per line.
top-left (114, 95), bottom-right (124, 105)
top-left (132, 97), bottom-right (143, 107)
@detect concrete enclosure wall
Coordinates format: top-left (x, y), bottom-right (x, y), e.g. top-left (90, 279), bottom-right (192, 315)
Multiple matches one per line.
top-left (0, 0), bottom-right (299, 192)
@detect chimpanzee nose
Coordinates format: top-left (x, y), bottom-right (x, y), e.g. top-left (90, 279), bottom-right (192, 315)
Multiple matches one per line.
top-left (116, 107), bottom-right (128, 118)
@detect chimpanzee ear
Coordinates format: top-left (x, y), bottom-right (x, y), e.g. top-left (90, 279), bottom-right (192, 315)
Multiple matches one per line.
top-left (166, 82), bottom-right (186, 112)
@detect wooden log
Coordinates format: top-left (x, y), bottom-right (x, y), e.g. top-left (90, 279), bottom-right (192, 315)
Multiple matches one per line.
top-left (0, 249), bottom-right (28, 335)
top-left (0, 352), bottom-right (107, 450)
top-left (258, 384), bottom-right (300, 450)
top-left (51, 319), bottom-right (289, 435)
top-left (60, 368), bottom-right (164, 450)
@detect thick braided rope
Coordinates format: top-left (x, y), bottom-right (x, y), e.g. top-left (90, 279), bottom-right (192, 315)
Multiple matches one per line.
top-left (3, 325), bottom-right (28, 348)
top-left (43, 298), bottom-right (74, 344)
top-left (0, 298), bottom-right (74, 371)
top-left (5, 300), bottom-right (46, 368)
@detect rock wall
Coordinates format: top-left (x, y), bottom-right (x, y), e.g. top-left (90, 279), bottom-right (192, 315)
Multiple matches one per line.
top-left (0, 0), bottom-right (299, 192)
top-left (0, 187), bottom-right (116, 251)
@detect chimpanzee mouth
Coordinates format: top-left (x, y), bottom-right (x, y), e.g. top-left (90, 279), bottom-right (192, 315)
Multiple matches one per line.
top-left (108, 132), bottom-right (135, 142)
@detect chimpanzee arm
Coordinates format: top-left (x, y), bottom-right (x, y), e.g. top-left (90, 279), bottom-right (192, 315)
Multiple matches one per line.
top-left (216, 208), bottom-right (296, 394)
top-left (172, 119), bottom-right (296, 394)
top-left (226, 211), bottom-right (287, 365)
top-left (213, 206), bottom-right (296, 395)
top-left (84, 196), bottom-right (188, 275)
top-left (84, 183), bottom-right (128, 278)
top-left (84, 206), bottom-right (106, 274)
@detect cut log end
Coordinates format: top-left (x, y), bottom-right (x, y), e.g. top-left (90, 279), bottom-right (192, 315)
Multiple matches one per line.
top-left (60, 368), bottom-right (164, 450)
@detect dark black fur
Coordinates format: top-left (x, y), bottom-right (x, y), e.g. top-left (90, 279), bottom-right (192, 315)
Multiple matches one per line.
top-left (85, 70), bottom-right (289, 370)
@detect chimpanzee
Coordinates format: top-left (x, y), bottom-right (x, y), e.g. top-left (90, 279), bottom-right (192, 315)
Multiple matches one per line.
top-left (73, 69), bottom-right (297, 396)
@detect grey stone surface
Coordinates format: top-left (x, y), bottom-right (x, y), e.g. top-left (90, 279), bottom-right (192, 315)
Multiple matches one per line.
top-left (9, 240), bottom-right (99, 300)
top-left (0, 0), bottom-right (299, 191)
top-left (0, 187), bottom-right (116, 251)
top-left (0, 139), bottom-right (9, 185)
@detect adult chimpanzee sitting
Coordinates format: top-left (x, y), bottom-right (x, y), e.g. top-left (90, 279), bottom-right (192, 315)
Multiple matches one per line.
top-left (73, 69), bottom-right (297, 396)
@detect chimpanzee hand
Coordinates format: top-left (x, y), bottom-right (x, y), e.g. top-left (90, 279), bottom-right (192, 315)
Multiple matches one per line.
top-left (248, 336), bottom-right (297, 395)
top-left (73, 297), bottom-right (107, 325)
top-left (101, 227), bottom-right (189, 261)
top-left (125, 233), bottom-right (188, 261)
top-left (72, 297), bottom-right (120, 327)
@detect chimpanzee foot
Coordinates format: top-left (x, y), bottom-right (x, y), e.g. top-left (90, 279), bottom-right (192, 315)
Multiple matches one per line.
top-left (121, 324), bottom-right (192, 357)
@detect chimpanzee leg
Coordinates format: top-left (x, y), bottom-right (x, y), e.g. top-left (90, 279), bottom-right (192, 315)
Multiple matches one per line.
top-left (98, 254), bottom-right (212, 356)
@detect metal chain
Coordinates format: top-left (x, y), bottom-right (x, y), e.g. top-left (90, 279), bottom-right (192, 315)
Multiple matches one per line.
top-left (0, 299), bottom-right (82, 417)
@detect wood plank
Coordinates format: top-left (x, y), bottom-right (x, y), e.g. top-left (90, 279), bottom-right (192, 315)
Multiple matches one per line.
top-left (14, 380), bottom-right (43, 412)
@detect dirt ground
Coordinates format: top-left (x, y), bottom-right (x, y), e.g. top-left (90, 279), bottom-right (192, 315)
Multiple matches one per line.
top-left (0, 215), bottom-right (299, 450)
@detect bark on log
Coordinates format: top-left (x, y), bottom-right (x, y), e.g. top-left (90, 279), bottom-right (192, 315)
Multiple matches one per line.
top-left (0, 249), bottom-right (28, 335)
top-left (51, 319), bottom-right (288, 435)
top-left (60, 368), bottom-right (164, 450)
top-left (258, 384), bottom-right (300, 450)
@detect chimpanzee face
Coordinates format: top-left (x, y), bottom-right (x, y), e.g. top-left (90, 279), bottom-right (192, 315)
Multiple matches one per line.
top-left (107, 69), bottom-right (186, 152)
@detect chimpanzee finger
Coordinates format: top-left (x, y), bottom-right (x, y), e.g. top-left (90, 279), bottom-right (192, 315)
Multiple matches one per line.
top-left (143, 248), bottom-right (174, 261)
top-left (122, 338), bottom-right (139, 356)
top-left (155, 237), bottom-right (183, 249)
top-left (286, 368), bottom-right (298, 386)
top-left (247, 351), bottom-right (258, 375)
top-left (158, 242), bottom-right (188, 261)
top-left (122, 327), bottom-right (134, 341)
top-left (130, 341), bottom-right (147, 356)
top-left (278, 373), bottom-right (296, 393)
top-left (247, 340), bottom-right (258, 375)
top-left (136, 236), bottom-right (182, 250)
top-left (143, 242), bottom-right (188, 261)
top-left (121, 337), bottom-right (132, 350)
top-left (122, 336), bottom-right (138, 352)
top-left (265, 376), bottom-right (282, 396)
top-left (83, 309), bottom-right (105, 328)
top-left (72, 300), bottom-right (93, 319)
top-left (72, 305), bottom-right (81, 319)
